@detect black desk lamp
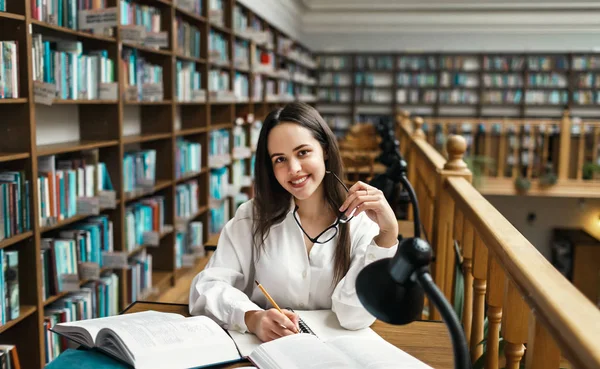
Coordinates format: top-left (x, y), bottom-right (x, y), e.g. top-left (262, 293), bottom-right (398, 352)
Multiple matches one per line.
top-left (356, 158), bottom-right (471, 369)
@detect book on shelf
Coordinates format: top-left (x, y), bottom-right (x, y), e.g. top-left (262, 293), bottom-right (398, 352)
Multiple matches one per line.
top-left (0, 41), bottom-right (19, 99)
top-left (50, 310), bottom-right (431, 369)
top-left (0, 249), bottom-right (19, 325)
top-left (44, 272), bottom-right (120, 364)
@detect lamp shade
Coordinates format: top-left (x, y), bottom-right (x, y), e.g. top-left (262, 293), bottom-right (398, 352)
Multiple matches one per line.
top-left (356, 258), bottom-right (424, 325)
top-left (356, 237), bottom-right (433, 325)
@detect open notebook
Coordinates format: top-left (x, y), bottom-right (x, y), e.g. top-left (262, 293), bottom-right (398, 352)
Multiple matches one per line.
top-left (51, 310), bottom-right (432, 369)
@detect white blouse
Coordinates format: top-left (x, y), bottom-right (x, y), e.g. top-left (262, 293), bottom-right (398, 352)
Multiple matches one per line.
top-left (188, 199), bottom-right (398, 333)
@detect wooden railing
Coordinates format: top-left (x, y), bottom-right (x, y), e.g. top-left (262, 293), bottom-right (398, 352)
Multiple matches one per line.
top-left (397, 110), bottom-right (600, 197)
top-left (395, 114), bottom-right (600, 369)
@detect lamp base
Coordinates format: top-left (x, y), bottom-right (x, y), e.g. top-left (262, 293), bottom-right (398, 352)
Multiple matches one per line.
top-left (356, 259), bottom-right (424, 325)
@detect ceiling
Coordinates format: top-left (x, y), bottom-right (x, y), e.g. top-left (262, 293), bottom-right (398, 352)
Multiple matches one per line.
top-left (295, 0), bottom-right (600, 34)
top-left (299, 0), bottom-right (600, 10)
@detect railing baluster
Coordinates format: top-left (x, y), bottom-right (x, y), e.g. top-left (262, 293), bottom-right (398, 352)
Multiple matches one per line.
top-left (525, 314), bottom-right (561, 369)
top-left (485, 256), bottom-right (505, 369)
top-left (593, 126), bottom-right (600, 166)
top-left (558, 109), bottom-right (572, 180)
top-left (503, 280), bottom-right (529, 369)
top-left (512, 125), bottom-right (520, 179)
top-left (461, 219), bottom-right (475, 347)
top-left (471, 232), bottom-right (489, 363)
top-left (577, 123), bottom-right (585, 180)
top-left (484, 124), bottom-right (492, 177)
top-left (498, 122), bottom-right (506, 177)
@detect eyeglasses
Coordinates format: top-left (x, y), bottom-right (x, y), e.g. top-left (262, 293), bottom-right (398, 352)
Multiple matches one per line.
top-left (293, 171), bottom-right (354, 244)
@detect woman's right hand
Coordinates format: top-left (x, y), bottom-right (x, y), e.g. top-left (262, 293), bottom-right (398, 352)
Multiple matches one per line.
top-left (245, 309), bottom-right (299, 342)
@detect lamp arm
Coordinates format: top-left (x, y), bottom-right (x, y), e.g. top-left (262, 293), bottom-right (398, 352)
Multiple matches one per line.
top-left (398, 174), bottom-right (421, 239)
top-left (416, 270), bottom-right (471, 369)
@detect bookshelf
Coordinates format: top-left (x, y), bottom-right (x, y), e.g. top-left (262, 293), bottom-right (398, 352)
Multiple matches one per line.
top-left (316, 52), bottom-right (600, 135)
top-left (0, 0), bottom-right (316, 368)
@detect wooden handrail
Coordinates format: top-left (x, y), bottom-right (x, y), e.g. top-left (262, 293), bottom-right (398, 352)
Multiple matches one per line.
top-left (395, 111), bottom-right (600, 369)
top-left (445, 176), bottom-right (600, 369)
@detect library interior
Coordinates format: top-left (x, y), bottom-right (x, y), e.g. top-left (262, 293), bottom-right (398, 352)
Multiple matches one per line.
top-left (0, 0), bottom-right (599, 368)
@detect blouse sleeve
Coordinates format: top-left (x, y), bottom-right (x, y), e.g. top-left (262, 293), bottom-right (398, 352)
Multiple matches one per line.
top-left (331, 213), bottom-right (398, 330)
top-left (188, 202), bottom-right (262, 333)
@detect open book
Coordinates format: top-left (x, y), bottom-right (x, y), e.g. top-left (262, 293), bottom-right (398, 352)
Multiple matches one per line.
top-left (52, 309), bottom-right (432, 369)
top-left (50, 310), bottom-right (242, 369)
top-left (233, 310), bottom-right (433, 369)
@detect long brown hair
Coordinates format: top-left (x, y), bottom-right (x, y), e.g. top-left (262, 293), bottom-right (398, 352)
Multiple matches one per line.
top-left (252, 102), bottom-right (351, 285)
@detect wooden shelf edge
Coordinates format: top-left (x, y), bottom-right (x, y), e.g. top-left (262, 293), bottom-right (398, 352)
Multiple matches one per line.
top-left (37, 139), bottom-right (119, 156)
top-left (0, 152), bottom-right (30, 162)
top-left (175, 127), bottom-right (209, 136)
top-left (123, 132), bottom-right (172, 144)
top-left (210, 122), bottom-right (232, 130)
top-left (121, 41), bottom-right (172, 56)
top-left (0, 12), bottom-right (25, 21)
top-left (0, 98), bottom-right (27, 104)
top-left (175, 7), bottom-right (207, 23)
top-left (0, 305), bottom-right (36, 334)
top-left (31, 20), bottom-right (115, 42)
top-left (124, 100), bottom-right (173, 105)
top-left (40, 204), bottom-right (119, 233)
top-left (124, 180), bottom-right (172, 202)
top-left (0, 231), bottom-right (33, 250)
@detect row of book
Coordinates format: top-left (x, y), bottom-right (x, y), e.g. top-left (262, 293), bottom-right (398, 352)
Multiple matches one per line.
top-left (356, 56), bottom-right (394, 70)
top-left (234, 73), bottom-right (249, 100)
top-left (32, 35), bottom-right (115, 100)
top-left (355, 73), bottom-right (391, 87)
top-left (209, 69), bottom-right (230, 94)
top-left (37, 154), bottom-right (113, 227)
top-left (0, 249), bottom-right (18, 326)
top-left (176, 181), bottom-right (199, 222)
top-left (123, 150), bottom-right (157, 193)
top-left (0, 41), bottom-right (19, 99)
top-left (209, 129), bottom-right (231, 161)
top-left (209, 0), bottom-right (225, 27)
top-left (177, 0), bottom-right (202, 16)
top-left (209, 197), bottom-right (229, 234)
top-left (31, 0), bottom-right (113, 32)
top-left (122, 48), bottom-right (164, 102)
top-left (209, 30), bottom-right (229, 64)
top-left (175, 60), bottom-right (203, 102)
top-left (235, 40), bottom-right (250, 69)
top-left (0, 170), bottom-right (31, 241)
top-left (175, 221), bottom-right (204, 268)
top-left (41, 215), bottom-right (113, 299)
top-left (43, 272), bottom-right (120, 363)
top-left (396, 89), bottom-right (437, 104)
top-left (397, 73), bottom-right (438, 87)
top-left (176, 18), bottom-right (202, 59)
top-left (120, 0), bottom-right (161, 33)
top-left (125, 196), bottom-right (165, 251)
top-left (176, 138), bottom-right (202, 179)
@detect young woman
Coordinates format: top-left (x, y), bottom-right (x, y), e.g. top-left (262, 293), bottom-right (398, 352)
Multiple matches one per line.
top-left (189, 102), bottom-right (399, 342)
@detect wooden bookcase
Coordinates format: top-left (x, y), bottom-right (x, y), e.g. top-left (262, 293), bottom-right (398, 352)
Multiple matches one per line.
top-left (0, 1), bottom-right (316, 368)
top-left (316, 52), bottom-right (600, 133)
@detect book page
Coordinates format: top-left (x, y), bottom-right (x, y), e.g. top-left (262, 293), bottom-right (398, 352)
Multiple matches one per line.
top-left (326, 336), bottom-right (433, 369)
top-left (248, 334), bottom-right (359, 369)
top-left (97, 315), bottom-right (242, 369)
top-left (52, 310), bottom-right (183, 346)
top-left (228, 310), bottom-right (378, 357)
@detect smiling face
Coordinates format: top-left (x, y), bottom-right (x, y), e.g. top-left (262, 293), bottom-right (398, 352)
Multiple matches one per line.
top-left (267, 122), bottom-right (327, 201)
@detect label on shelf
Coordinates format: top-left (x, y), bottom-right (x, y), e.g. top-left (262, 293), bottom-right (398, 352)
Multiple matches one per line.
top-left (121, 25), bottom-right (146, 44)
top-left (98, 190), bottom-right (117, 209)
top-left (142, 231), bottom-right (160, 247)
top-left (79, 262), bottom-right (100, 280)
top-left (61, 274), bottom-right (81, 292)
top-left (126, 86), bottom-right (138, 101)
top-left (232, 146), bottom-right (252, 159)
top-left (102, 251), bottom-right (128, 268)
top-left (79, 7), bottom-right (118, 29)
top-left (34, 81), bottom-right (56, 106)
top-left (142, 83), bottom-right (164, 101)
top-left (145, 32), bottom-right (169, 48)
top-left (99, 83), bottom-right (118, 100)
top-left (182, 254), bottom-right (196, 268)
top-left (77, 197), bottom-right (100, 215)
top-left (192, 89), bottom-right (206, 102)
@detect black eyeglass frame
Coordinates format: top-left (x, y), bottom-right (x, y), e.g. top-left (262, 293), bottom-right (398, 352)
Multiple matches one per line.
top-left (293, 171), bottom-right (354, 244)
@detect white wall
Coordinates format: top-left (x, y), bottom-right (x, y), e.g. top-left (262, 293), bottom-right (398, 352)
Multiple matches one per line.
top-left (486, 195), bottom-right (600, 259)
top-left (303, 32), bottom-right (600, 52)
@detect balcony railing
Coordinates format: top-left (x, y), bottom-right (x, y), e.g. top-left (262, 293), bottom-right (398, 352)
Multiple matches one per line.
top-left (395, 114), bottom-right (600, 368)
top-left (396, 110), bottom-right (600, 197)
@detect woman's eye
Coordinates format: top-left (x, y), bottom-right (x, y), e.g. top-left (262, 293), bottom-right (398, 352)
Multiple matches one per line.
top-left (274, 157), bottom-right (285, 164)
top-left (298, 150), bottom-right (309, 157)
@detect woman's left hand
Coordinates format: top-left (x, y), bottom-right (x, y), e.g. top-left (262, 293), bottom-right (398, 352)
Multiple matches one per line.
top-left (339, 181), bottom-right (398, 248)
